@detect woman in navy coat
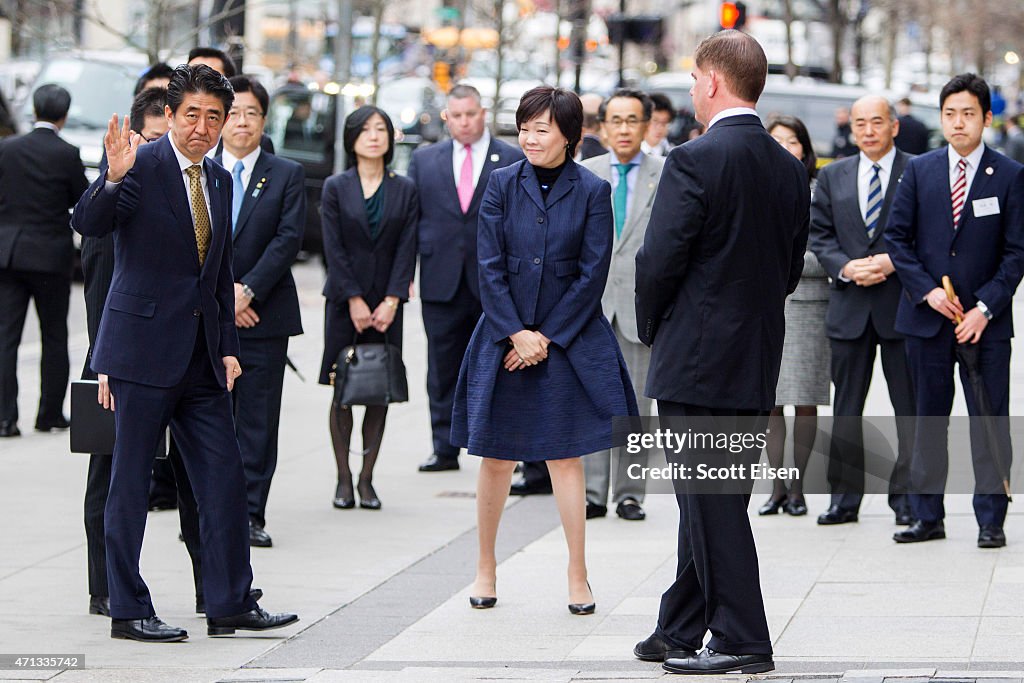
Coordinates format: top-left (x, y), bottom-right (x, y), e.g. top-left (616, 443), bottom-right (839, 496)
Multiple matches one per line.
top-left (319, 106), bottom-right (417, 511)
top-left (452, 87), bottom-right (637, 613)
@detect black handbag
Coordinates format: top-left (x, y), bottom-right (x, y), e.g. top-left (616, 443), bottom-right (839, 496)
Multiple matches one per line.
top-left (329, 332), bottom-right (408, 406)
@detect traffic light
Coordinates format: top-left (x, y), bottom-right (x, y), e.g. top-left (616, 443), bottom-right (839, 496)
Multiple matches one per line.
top-left (719, 1), bottom-right (747, 31)
top-left (433, 61), bottom-right (451, 93)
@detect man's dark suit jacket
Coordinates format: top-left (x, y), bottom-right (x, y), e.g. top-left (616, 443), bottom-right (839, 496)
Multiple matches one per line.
top-left (578, 134), bottom-right (608, 161)
top-left (407, 137), bottom-right (523, 303)
top-left (635, 114), bottom-right (809, 411)
top-left (895, 114), bottom-right (930, 155)
top-left (809, 150), bottom-right (911, 340)
top-left (215, 150), bottom-right (305, 339)
top-left (0, 127), bottom-right (89, 272)
top-left (71, 134), bottom-right (238, 388)
top-left (886, 145), bottom-right (1024, 340)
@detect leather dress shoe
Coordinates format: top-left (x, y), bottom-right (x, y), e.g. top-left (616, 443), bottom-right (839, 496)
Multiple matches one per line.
top-left (586, 502), bottom-right (607, 519)
top-left (89, 595), bottom-right (110, 616)
top-left (249, 521), bottom-right (272, 547)
top-left (567, 582), bottom-right (595, 615)
top-left (893, 519), bottom-right (945, 543)
top-left (34, 415), bottom-right (69, 432)
top-left (207, 606), bottom-right (299, 636)
top-left (757, 497), bottom-right (784, 515)
top-left (978, 525), bottom-right (1007, 548)
top-left (418, 454), bottom-right (459, 472)
top-left (358, 482), bottom-right (381, 510)
top-left (148, 497), bottom-right (177, 512)
top-left (0, 420), bottom-right (20, 437)
top-left (817, 505), bottom-right (858, 525)
top-left (633, 633), bottom-right (697, 662)
top-left (894, 508), bottom-right (914, 526)
top-left (332, 481), bottom-right (354, 509)
top-left (196, 588), bottom-right (263, 615)
top-left (663, 649), bottom-right (774, 675)
top-left (616, 499), bottom-right (646, 521)
top-left (111, 616), bottom-right (188, 642)
top-left (784, 498), bottom-right (808, 516)
top-left (509, 478), bottom-right (552, 496)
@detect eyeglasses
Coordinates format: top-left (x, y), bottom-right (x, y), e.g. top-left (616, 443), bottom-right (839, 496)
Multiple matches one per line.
top-left (603, 117), bottom-right (648, 129)
top-left (228, 107), bottom-right (265, 120)
top-left (141, 133), bottom-right (161, 143)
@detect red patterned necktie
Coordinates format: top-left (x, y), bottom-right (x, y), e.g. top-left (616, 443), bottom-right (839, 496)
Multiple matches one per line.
top-left (951, 158), bottom-right (967, 229)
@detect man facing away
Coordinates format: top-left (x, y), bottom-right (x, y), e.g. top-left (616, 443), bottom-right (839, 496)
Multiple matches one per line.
top-left (72, 64), bottom-right (297, 642)
top-left (633, 30), bottom-right (808, 675)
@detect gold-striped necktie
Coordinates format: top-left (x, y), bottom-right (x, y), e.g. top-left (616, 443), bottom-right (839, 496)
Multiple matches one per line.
top-left (185, 164), bottom-right (211, 266)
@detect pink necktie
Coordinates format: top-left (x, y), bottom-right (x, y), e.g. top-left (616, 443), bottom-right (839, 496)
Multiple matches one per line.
top-left (457, 144), bottom-right (473, 213)
top-left (951, 158), bottom-right (967, 229)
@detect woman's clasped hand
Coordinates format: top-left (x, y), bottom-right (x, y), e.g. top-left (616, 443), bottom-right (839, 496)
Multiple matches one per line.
top-left (504, 330), bottom-right (550, 370)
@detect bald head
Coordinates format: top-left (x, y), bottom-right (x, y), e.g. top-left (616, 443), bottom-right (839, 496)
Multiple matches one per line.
top-left (850, 95), bottom-right (899, 161)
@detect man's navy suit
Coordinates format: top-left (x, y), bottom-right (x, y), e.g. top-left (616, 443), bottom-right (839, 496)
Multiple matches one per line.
top-left (407, 137), bottom-right (523, 461)
top-left (72, 134), bottom-right (257, 620)
top-left (885, 145), bottom-right (1024, 528)
top-left (215, 149), bottom-right (305, 528)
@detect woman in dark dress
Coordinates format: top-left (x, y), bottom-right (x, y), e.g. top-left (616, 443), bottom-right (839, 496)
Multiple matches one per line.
top-left (451, 87), bottom-right (637, 613)
top-left (318, 106), bottom-right (417, 510)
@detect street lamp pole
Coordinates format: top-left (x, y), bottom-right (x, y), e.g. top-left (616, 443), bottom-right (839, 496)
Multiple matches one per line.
top-left (333, 0), bottom-right (353, 175)
top-left (617, 0), bottom-right (625, 87)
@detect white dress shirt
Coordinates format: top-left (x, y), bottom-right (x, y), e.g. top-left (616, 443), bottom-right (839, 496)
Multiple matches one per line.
top-left (857, 146), bottom-right (897, 222)
top-left (33, 121), bottom-right (60, 134)
top-left (451, 129), bottom-right (491, 192)
top-left (707, 107), bottom-right (759, 131)
top-left (948, 142), bottom-right (986, 200)
top-left (222, 146), bottom-right (262, 195)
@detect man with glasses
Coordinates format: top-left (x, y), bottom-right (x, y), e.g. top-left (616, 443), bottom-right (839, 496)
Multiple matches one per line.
top-left (215, 75), bottom-right (305, 548)
top-left (581, 89), bottom-right (664, 521)
top-left (641, 92), bottom-right (675, 157)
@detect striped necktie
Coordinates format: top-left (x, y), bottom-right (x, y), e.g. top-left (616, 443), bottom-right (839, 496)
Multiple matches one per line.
top-left (865, 163), bottom-right (882, 238)
top-left (951, 158), bottom-right (967, 229)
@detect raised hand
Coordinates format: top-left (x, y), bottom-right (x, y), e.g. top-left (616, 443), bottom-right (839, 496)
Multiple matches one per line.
top-left (104, 113), bottom-right (141, 183)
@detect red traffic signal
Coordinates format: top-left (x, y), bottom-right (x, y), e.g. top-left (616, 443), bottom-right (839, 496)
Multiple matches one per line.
top-left (719, 1), bottom-right (746, 30)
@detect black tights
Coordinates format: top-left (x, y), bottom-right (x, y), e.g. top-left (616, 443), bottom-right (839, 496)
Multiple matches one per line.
top-left (765, 406), bottom-right (817, 502)
top-left (329, 402), bottom-right (388, 500)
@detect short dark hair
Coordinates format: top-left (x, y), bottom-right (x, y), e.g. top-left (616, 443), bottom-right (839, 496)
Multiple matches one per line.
top-left (448, 83), bottom-right (483, 106)
top-left (940, 73), bottom-right (991, 114)
top-left (694, 30), bottom-right (767, 103)
top-left (33, 83), bottom-right (71, 123)
top-left (134, 62), bottom-right (174, 96)
top-left (228, 75), bottom-right (269, 115)
top-left (598, 88), bottom-right (653, 122)
top-left (187, 47), bottom-right (237, 78)
top-left (343, 105), bottom-right (395, 169)
top-left (515, 86), bottom-right (584, 157)
top-left (130, 87), bottom-right (167, 134)
top-left (648, 92), bottom-right (675, 119)
top-left (768, 115), bottom-right (817, 179)
top-left (166, 64), bottom-right (234, 116)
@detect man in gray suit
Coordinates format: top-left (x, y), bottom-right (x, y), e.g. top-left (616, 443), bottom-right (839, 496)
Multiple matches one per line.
top-left (581, 89), bottom-right (665, 521)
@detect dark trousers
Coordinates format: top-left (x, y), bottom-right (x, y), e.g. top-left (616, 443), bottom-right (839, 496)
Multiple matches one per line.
top-left (421, 277), bottom-right (481, 459)
top-left (828, 326), bottom-right (915, 512)
top-left (904, 328), bottom-right (1012, 528)
top-left (654, 400), bottom-right (772, 656)
top-left (105, 332), bottom-right (255, 619)
top-left (232, 335), bottom-right (289, 527)
top-left (0, 269), bottom-right (70, 424)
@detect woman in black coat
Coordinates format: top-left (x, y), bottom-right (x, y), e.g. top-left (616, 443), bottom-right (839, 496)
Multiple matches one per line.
top-left (319, 106), bottom-right (417, 510)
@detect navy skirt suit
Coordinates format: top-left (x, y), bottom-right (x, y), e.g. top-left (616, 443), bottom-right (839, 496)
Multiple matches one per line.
top-left (318, 168), bottom-right (418, 385)
top-left (451, 159), bottom-right (638, 460)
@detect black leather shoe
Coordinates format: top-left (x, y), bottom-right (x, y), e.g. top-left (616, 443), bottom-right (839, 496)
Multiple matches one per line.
top-left (249, 521), bottom-right (272, 548)
top-left (148, 498), bottom-right (177, 512)
top-left (664, 649), bottom-right (774, 674)
top-left (332, 481), bottom-right (354, 509)
top-left (0, 420), bottom-right (20, 437)
top-left (34, 415), bottom-right (69, 432)
top-left (586, 502), bottom-right (607, 519)
top-left (817, 505), bottom-right (858, 525)
top-left (784, 497), bottom-right (808, 516)
top-left (757, 497), bottom-right (784, 515)
top-left (358, 481), bottom-right (381, 510)
top-left (633, 633), bottom-right (697, 662)
top-left (418, 454), bottom-right (460, 472)
top-left (616, 499), bottom-right (646, 521)
top-left (89, 596), bottom-right (110, 616)
top-left (196, 588), bottom-right (263, 615)
top-left (894, 508), bottom-right (914, 526)
top-left (207, 606), bottom-right (299, 636)
top-left (893, 519), bottom-right (945, 543)
top-left (509, 478), bottom-right (553, 496)
top-left (568, 582), bottom-right (595, 615)
top-left (111, 616), bottom-right (188, 642)
top-left (978, 525), bottom-right (1007, 548)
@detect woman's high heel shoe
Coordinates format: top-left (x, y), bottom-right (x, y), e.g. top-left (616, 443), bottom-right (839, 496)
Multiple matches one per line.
top-left (469, 581), bottom-right (497, 609)
top-left (568, 581), bottom-right (595, 615)
top-left (784, 497), bottom-right (808, 516)
top-left (332, 481), bottom-right (354, 509)
top-left (757, 496), bottom-right (785, 516)
top-left (358, 481), bottom-right (381, 510)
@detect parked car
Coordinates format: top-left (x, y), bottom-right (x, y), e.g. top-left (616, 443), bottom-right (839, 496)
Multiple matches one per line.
top-left (376, 76), bottom-right (445, 143)
top-left (462, 56), bottom-right (548, 135)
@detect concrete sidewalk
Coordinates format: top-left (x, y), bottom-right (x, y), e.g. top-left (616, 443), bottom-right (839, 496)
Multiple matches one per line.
top-left (2, 261), bottom-right (1023, 682)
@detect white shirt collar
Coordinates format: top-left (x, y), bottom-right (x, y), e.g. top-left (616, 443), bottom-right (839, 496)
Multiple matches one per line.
top-left (948, 141), bottom-right (985, 172)
top-left (222, 146), bottom-right (261, 175)
top-left (168, 134), bottom-right (206, 175)
top-left (610, 150), bottom-right (646, 168)
top-left (456, 128), bottom-right (490, 155)
top-left (707, 107), bottom-right (759, 131)
top-left (33, 121), bottom-right (60, 133)
top-left (858, 145), bottom-right (897, 177)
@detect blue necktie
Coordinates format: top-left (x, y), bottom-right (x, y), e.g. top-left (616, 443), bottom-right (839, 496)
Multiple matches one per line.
top-left (231, 160), bottom-right (245, 233)
top-left (865, 163), bottom-right (882, 238)
top-left (614, 164), bottom-right (632, 239)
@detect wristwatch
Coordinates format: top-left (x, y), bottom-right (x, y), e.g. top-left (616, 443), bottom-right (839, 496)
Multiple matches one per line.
top-left (241, 284), bottom-right (255, 300)
top-left (977, 300), bottom-right (993, 320)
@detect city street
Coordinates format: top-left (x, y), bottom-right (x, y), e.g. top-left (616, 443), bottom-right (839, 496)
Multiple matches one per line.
top-left (3, 260), bottom-right (1024, 682)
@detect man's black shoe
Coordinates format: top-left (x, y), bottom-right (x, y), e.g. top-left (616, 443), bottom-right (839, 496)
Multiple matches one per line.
top-left (586, 502), bottom-right (607, 519)
top-left (893, 519), bottom-right (945, 543)
top-left (509, 478), bottom-right (553, 496)
top-left (89, 596), bottom-right (110, 616)
top-left (633, 633), bottom-right (697, 662)
top-left (418, 454), bottom-right (460, 472)
top-left (196, 588), bottom-right (264, 615)
top-left (0, 420), bottom-right (20, 437)
top-left (34, 415), bottom-right (70, 432)
top-left (816, 505), bottom-right (858, 525)
top-left (249, 521), bottom-right (273, 548)
top-left (207, 606), bottom-right (298, 636)
top-left (148, 498), bottom-right (178, 512)
top-left (616, 499), bottom-right (646, 521)
top-left (978, 525), bottom-right (1007, 548)
top-left (663, 649), bottom-right (774, 674)
top-left (111, 616), bottom-right (188, 642)
top-left (894, 508), bottom-right (914, 526)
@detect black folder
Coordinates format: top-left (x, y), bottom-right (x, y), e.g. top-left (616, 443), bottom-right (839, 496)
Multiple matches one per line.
top-left (70, 380), bottom-right (115, 454)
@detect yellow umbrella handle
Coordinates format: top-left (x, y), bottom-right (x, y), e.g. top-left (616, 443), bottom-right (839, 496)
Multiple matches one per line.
top-left (942, 275), bottom-right (963, 325)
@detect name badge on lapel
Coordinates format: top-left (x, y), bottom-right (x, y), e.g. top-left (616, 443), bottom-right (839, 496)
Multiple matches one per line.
top-left (973, 197), bottom-right (1000, 218)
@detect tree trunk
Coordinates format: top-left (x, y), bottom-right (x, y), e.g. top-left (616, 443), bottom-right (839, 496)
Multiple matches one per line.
top-left (370, 0), bottom-right (383, 105)
top-left (883, 4), bottom-right (898, 90)
top-left (782, 0), bottom-right (796, 80)
top-left (493, 0), bottom-right (504, 133)
top-left (829, 0), bottom-right (844, 83)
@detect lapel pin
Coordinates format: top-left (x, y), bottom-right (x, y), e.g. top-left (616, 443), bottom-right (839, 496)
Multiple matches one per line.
top-left (490, 153), bottom-right (499, 162)
top-left (986, 166), bottom-right (994, 175)
top-left (252, 177), bottom-right (266, 198)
